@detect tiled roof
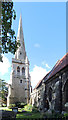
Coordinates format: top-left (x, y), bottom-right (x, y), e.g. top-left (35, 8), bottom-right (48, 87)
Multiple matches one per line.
top-left (34, 53), bottom-right (68, 89)
top-left (33, 79), bottom-right (42, 90)
top-left (34, 71), bottom-right (51, 89)
top-left (48, 53), bottom-right (68, 79)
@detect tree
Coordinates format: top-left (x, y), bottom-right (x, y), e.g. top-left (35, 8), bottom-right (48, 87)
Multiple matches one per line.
top-left (0, 79), bottom-right (8, 106)
top-left (0, 1), bottom-right (20, 62)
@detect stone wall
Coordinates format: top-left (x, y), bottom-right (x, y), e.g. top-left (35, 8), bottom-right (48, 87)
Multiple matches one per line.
top-left (7, 58), bottom-right (31, 106)
top-left (44, 66), bottom-right (68, 112)
top-left (30, 82), bottom-right (45, 111)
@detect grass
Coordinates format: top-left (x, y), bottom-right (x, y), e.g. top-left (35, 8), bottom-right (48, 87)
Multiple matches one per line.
top-left (16, 104), bottom-right (43, 119)
top-left (16, 112), bottom-right (43, 119)
top-left (1, 105), bottom-right (68, 119)
top-left (0, 107), bottom-right (12, 111)
top-left (0, 105), bottom-right (43, 119)
top-left (23, 104), bottom-right (33, 112)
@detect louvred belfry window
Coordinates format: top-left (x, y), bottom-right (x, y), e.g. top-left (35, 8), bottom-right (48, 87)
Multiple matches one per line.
top-left (22, 67), bottom-right (25, 75)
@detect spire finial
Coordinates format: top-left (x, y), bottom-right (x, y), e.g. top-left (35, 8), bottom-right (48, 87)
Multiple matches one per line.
top-left (20, 13), bottom-right (22, 25)
top-left (17, 14), bottom-right (23, 40)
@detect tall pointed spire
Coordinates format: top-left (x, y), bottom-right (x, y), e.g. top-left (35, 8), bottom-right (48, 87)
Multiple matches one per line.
top-left (17, 14), bottom-right (23, 41)
top-left (15, 14), bottom-right (26, 61)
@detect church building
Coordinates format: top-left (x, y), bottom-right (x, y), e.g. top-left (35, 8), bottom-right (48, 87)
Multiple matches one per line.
top-left (7, 15), bottom-right (31, 106)
top-left (30, 53), bottom-right (68, 112)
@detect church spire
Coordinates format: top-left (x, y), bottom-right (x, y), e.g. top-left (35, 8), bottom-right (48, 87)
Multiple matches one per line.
top-left (17, 14), bottom-right (23, 40)
top-left (15, 14), bottom-right (26, 60)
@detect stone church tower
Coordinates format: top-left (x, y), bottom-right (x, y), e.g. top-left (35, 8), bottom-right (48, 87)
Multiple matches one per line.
top-left (7, 15), bottom-right (31, 106)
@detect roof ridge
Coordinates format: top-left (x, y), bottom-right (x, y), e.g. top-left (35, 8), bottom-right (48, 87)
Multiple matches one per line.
top-left (33, 53), bottom-right (68, 90)
top-left (59, 53), bottom-right (68, 62)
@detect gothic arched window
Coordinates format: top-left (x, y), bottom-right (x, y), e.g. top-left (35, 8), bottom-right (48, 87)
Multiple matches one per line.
top-left (64, 80), bottom-right (68, 103)
top-left (22, 67), bottom-right (25, 75)
top-left (17, 66), bottom-right (20, 73)
top-left (48, 87), bottom-right (52, 102)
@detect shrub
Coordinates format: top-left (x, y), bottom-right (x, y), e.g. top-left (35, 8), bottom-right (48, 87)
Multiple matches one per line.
top-left (0, 104), bottom-right (1, 107)
top-left (24, 104), bottom-right (33, 111)
top-left (20, 103), bottom-right (26, 108)
top-left (8, 104), bottom-right (16, 109)
top-left (24, 104), bottom-right (39, 113)
top-left (15, 102), bottom-right (27, 108)
top-left (2, 104), bottom-right (7, 107)
top-left (63, 112), bottom-right (68, 118)
top-left (43, 110), bottom-right (64, 119)
top-left (15, 102), bottom-right (20, 107)
top-left (32, 106), bottom-right (39, 113)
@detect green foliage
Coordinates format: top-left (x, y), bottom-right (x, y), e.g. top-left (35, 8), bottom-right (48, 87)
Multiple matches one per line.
top-left (0, 2), bottom-right (20, 62)
top-left (16, 112), bottom-right (43, 119)
top-left (32, 106), bottom-right (39, 113)
top-left (63, 112), bottom-right (68, 118)
top-left (2, 104), bottom-right (7, 107)
top-left (0, 107), bottom-right (12, 111)
top-left (1, 106), bottom-right (68, 119)
top-left (42, 110), bottom-right (64, 119)
top-left (0, 105), bottom-right (1, 107)
top-left (16, 104), bottom-right (42, 119)
top-left (24, 104), bottom-right (33, 112)
top-left (20, 102), bottom-right (26, 107)
top-left (15, 102), bottom-right (20, 107)
top-left (15, 102), bottom-right (26, 108)
top-left (23, 104), bottom-right (39, 113)
top-left (2, 2), bottom-right (17, 54)
top-left (8, 104), bottom-right (16, 109)
top-left (0, 79), bottom-right (8, 105)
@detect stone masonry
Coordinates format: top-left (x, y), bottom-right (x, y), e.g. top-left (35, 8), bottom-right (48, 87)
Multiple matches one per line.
top-left (7, 15), bottom-right (31, 106)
